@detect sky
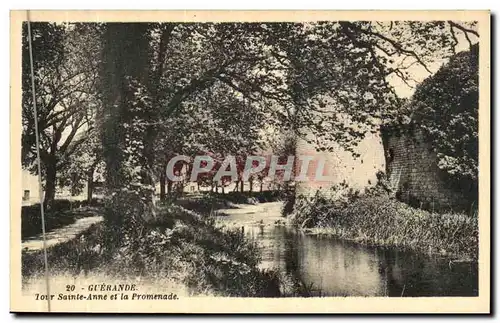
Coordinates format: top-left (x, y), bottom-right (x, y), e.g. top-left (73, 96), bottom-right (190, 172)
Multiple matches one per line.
top-left (388, 29), bottom-right (479, 98)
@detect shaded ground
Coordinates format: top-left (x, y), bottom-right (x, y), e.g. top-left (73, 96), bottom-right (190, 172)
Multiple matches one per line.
top-left (22, 201), bottom-right (104, 239)
top-left (175, 191), bottom-right (284, 216)
top-left (22, 207), bottom-right (104, 252)
top-left (22, 215), bottom-right (103, 252)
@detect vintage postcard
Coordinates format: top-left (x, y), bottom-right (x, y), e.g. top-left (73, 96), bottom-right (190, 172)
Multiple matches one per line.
top-left (10, 10), bottom-right (490, 313)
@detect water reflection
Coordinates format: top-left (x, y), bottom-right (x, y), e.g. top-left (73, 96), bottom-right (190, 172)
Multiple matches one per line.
top-left (244, 224), bottom-right (478, 297)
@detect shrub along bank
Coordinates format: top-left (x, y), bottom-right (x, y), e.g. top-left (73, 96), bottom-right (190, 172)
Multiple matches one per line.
top-left (288, 188), bottom-right (478, 261)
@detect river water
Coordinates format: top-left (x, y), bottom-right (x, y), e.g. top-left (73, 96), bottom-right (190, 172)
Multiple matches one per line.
top-left (217, 202), bottom-right (478, 297)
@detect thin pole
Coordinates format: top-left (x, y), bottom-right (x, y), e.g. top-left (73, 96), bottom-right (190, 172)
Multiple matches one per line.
top-left (26, 13), bottom-right (51, 312)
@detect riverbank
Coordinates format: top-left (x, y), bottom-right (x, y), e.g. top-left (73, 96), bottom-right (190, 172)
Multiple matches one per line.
top-left (212, 200), bottom-right (477, 296)
top-left (22, 202), bottom-right (281, 297)
top-left (289, 191), bottom-right (478, 261)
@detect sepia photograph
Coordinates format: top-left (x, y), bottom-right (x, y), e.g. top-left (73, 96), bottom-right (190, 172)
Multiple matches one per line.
top-left (10, 10), bottom-right (490, 313)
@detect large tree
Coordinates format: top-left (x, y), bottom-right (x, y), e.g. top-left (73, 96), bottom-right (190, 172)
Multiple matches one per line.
top-left (97, 20), bottom-right (479, 228)
top-left (22, 23), bottom-right (100, 208)
top-left (99, 22), bottom-right (274, 218)
top-left (57, 127), bottom-right (104, 202)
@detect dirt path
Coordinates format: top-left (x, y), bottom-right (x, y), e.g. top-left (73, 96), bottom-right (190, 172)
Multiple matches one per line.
top-left (22, 215), bottom-right (103, 252)
top-left (216, 201), bottom-right (285, 228)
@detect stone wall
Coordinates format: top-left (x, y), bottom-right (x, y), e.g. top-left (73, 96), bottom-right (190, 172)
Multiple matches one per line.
top-left (381, 126), bottom-right (476, 212)
top-left (295, 133), bottom-right (386, 199)
top-left (293, 121), bottom-right (476, 213)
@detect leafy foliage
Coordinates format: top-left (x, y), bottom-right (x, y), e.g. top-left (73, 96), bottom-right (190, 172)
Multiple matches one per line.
top-left (411, 44), bottom-right (479, 182)
top-left (21, 20), bottom-right (482, 297)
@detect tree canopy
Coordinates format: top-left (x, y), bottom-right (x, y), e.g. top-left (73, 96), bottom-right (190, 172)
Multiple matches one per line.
top-left (22, 20), bottom-right (479, 219)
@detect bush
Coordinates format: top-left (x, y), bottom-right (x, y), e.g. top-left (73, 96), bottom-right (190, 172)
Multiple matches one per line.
top-left (81, 197), bottom-right (105, 207)
top-left (22, 223), bottom-right (106, 277)
top-left (252, 190), bottom-right (283, 203)
top-left (411, 44), bottom-right (478, 185)
top-left (51, 199), bottom-right (74, 211)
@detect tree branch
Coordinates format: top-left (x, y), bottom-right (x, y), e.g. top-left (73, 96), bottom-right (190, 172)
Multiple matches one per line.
top-left (58, 113), bottom-right (86, 155)
top-left (342, 22), bottom-right (433, 74)
top-left (447, 21), bottom-right (479, 38)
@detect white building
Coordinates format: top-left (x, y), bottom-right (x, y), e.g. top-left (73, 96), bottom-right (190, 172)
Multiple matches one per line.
top-left (21, 169), bottom-right (89, 205)
top-left (21, 169), bottom-right (40, 205)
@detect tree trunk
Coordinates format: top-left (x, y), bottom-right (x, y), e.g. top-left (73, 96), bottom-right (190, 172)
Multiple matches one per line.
top-left (159, 163), bottom-right (166, 200)
top-left (70, 172), bottom-right (79, 196)
top-left (260, 181), bottom-right (263, 192)
top-left (44, 163), bottom-right (57, 210)
top-left (87, 166), bottom-right (95, 203)
top-left (176, 182), bottom-right (184, 194)
top-left (100, 23), bottom-right (152, 232)
top-left (234, 180), bottom-right (239, 192)
top-left (249, 180), bottom-right (253, 192)
top-left (221, 185), bottom-right (225, 195)
top-left (143, 25), bottom-right (176, 209)
top-left (240, 180), bottom-right (244, 193)
top-left (167, 179), bottom-right (173, 195)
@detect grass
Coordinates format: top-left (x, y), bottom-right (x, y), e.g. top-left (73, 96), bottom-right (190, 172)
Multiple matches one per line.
top-left (289, 188), bottom-right (478, 261)
top-left (22, 202), bottom-right (281, 297)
